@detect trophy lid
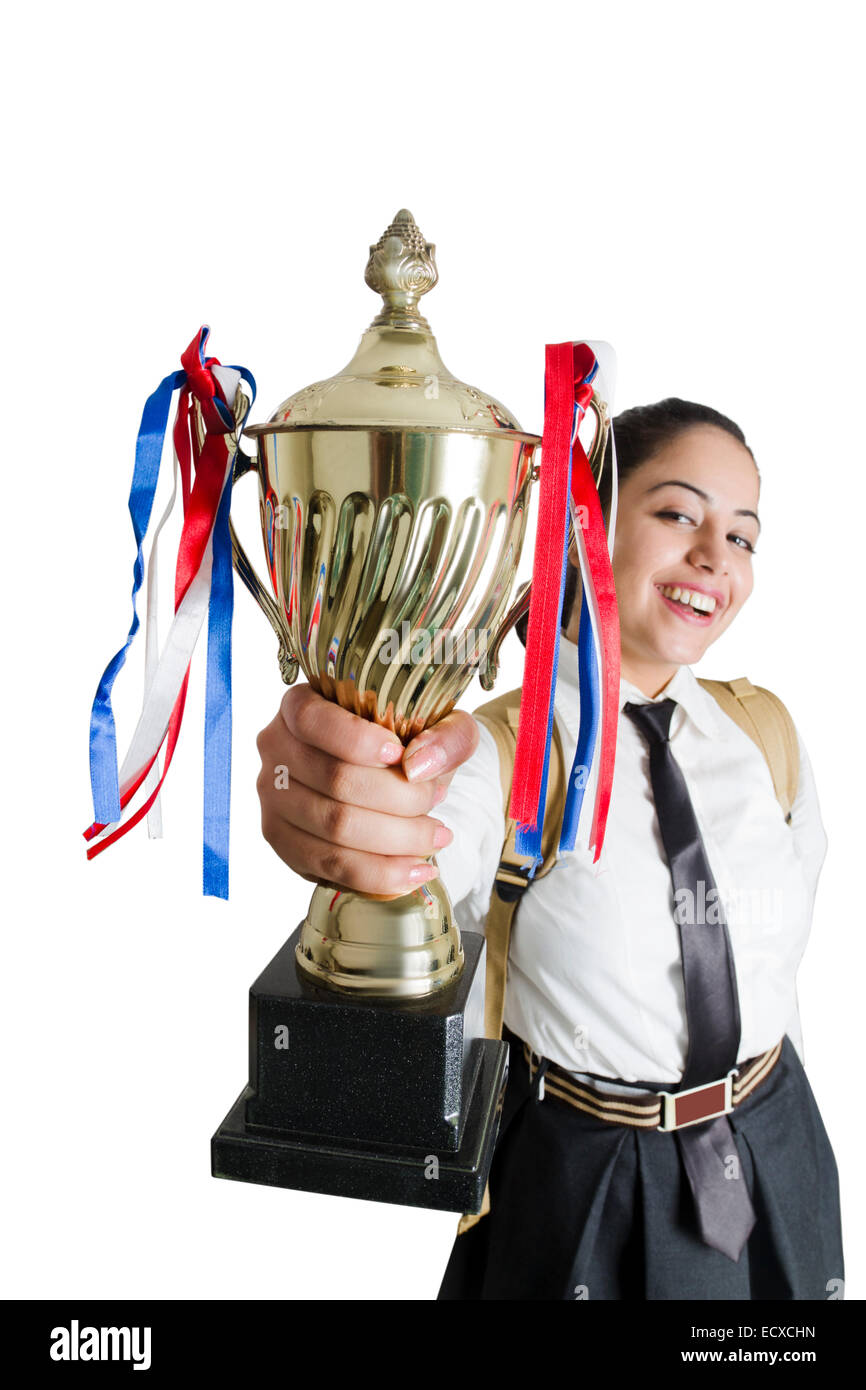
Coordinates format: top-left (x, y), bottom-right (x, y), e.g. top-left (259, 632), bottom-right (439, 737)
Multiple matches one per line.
top-left (246, 209), bottom-right (537, 442)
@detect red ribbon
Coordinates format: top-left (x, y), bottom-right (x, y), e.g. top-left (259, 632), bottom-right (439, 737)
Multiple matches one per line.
top-left (509, 342), bottom-right (575, 836)
top-left (509, 341), bottom-right (620, 862)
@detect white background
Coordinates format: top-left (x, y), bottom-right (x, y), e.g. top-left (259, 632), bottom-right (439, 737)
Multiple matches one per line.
top-left (2, 1), bottom-right (863, 1301)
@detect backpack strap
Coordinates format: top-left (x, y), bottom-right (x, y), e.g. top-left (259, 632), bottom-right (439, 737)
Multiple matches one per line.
top-left (474, 691), bottom-right (567, 1041)
top-left (697, 677), bottom-right (800, 823)
top-left (455, 694), bottom-right (565, 1236)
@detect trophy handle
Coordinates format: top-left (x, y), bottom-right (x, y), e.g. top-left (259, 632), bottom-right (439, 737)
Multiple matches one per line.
top-left (478, 391), bottom-right (611, 692)
top-left (230, 452), bottom-right (299, 686)
top-left (478, 580), bottom-right (531, 692)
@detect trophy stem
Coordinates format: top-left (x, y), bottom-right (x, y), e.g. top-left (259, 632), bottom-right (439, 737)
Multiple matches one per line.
top-left (294, 865), bottom-right (464, 999)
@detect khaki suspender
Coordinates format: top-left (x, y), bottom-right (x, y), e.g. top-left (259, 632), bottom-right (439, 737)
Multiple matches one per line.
top-left (695, 678), bottom-right (799, 822)
top-left (474, 695), bottom-right (568, 1042)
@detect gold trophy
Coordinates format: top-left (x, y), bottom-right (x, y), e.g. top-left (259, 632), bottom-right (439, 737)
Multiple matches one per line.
top-left (212, 210), bottom-right (595, 1211)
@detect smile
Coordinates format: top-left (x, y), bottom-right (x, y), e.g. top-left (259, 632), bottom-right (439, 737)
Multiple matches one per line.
top-left (656, 584), bottom-right (719, 623)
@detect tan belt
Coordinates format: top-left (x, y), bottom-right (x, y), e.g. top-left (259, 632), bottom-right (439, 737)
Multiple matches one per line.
top-left (522, 1038), bottom-right (784, 1131)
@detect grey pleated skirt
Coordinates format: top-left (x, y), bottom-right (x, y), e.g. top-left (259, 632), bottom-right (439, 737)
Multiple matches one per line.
top-left (437, 1028), bottom-right (844, 1300)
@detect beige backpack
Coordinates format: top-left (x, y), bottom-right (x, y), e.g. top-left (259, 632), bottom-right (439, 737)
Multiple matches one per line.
top-left (457, 676), bottom-right (800, 1233)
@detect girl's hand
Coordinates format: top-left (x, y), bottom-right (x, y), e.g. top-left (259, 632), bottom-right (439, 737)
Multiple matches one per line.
top-left (255, 683), bottom-right (480, 901)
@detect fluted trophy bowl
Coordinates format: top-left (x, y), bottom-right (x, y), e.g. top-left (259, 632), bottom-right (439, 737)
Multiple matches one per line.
top-left (240, 424), bottom-right (538, 726)
top-left (230, 210), bottom-right (542, 998)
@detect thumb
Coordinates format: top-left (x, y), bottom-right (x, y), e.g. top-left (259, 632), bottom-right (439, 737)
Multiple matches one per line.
top-left (402, 710), bottom-right (480, 782)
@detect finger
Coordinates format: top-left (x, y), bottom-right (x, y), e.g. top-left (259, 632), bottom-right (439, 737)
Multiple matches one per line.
top-left (281, 683), bottom-right (404, 768)
top-left (260, 815), bottom-right (441, 899)
top-left (258, 718), bottom-right (447, 818)
top-left (260, 774), bottom-right (454, 859)
top-left (402, 709), bottom-right (480, 782)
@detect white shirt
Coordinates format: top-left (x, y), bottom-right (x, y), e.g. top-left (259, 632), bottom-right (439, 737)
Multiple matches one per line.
top-left (435, 632), bottom-right (827, 1085)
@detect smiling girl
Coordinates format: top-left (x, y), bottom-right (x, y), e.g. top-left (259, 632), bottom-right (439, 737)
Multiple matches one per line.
top-left (256, 398), bottom-right (844, 1301)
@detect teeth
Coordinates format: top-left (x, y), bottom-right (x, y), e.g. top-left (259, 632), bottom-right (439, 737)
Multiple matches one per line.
top-left (659, 584), bottom-right (717, 615)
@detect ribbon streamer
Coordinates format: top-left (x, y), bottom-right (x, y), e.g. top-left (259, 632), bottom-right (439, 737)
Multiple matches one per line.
top-left (87, 368), bottom-right (185, 824)
top-left (84, 328), bottom-right (255, 898)
top-left (566, 398), bottom-right (620, 857)
top-left (509, 341), bottom-right (620, 866)
top-left (559, 588), bottom-right (600, 850)
top-left (509, 342), bottom-right (576, 866)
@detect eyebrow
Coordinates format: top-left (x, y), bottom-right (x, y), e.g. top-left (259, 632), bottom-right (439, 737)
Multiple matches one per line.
top-left (644, 478), bottom-right (761, 531)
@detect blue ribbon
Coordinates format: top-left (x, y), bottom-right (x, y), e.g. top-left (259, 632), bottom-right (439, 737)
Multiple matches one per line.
top-left (202, 374), bottom-right (255, 900)
top-left (88, 369), bottom-right (186, 825)
top-left (202, 467), bottom-right (236, 900)
top-left (559, 589), bottom-right (600, 852)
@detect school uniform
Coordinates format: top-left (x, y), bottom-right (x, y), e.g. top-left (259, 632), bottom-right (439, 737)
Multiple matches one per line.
top-left (432, 632), bottom-right (844, 1300)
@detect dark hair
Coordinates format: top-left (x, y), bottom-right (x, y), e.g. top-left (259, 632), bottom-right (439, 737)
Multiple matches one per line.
top-left (516, 397), bottom-right (756, 646)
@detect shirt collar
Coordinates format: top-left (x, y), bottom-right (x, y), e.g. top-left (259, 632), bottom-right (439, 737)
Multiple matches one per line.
top-left (553, 631), bottom-right (724, 740)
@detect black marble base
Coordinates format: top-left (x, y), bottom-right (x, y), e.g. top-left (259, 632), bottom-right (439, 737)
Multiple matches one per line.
top-left (211, 927), bottom-right (508, 1213)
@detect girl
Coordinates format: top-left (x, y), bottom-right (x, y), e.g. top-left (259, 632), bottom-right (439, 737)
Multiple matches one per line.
top-left (255, 399), bottom-right (844, 1300)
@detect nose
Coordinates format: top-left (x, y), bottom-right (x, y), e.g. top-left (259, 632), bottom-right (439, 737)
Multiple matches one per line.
top-left (686, 525), bottom-right (729, 575)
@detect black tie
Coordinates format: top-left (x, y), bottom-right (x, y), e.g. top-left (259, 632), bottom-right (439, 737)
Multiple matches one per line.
top-left (624, 697), bottom-right (756, 1262)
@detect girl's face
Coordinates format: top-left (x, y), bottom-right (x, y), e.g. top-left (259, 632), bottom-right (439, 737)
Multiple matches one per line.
top-left (571, 425), bottom-right (761, 694)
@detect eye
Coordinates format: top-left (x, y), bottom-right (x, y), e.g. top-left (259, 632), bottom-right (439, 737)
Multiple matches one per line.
top-left (656, 508), bottom-right (757, 553)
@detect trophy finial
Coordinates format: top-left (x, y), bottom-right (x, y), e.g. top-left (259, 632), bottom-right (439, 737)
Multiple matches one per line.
top-left (261, 207), bottom-right (528, 432)
top-left (365, 208), bottom-right (438, 328)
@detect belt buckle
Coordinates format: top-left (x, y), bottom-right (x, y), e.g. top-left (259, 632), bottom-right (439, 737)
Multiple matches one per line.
top-left (657, 1069), bottom-right (737, 1132)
